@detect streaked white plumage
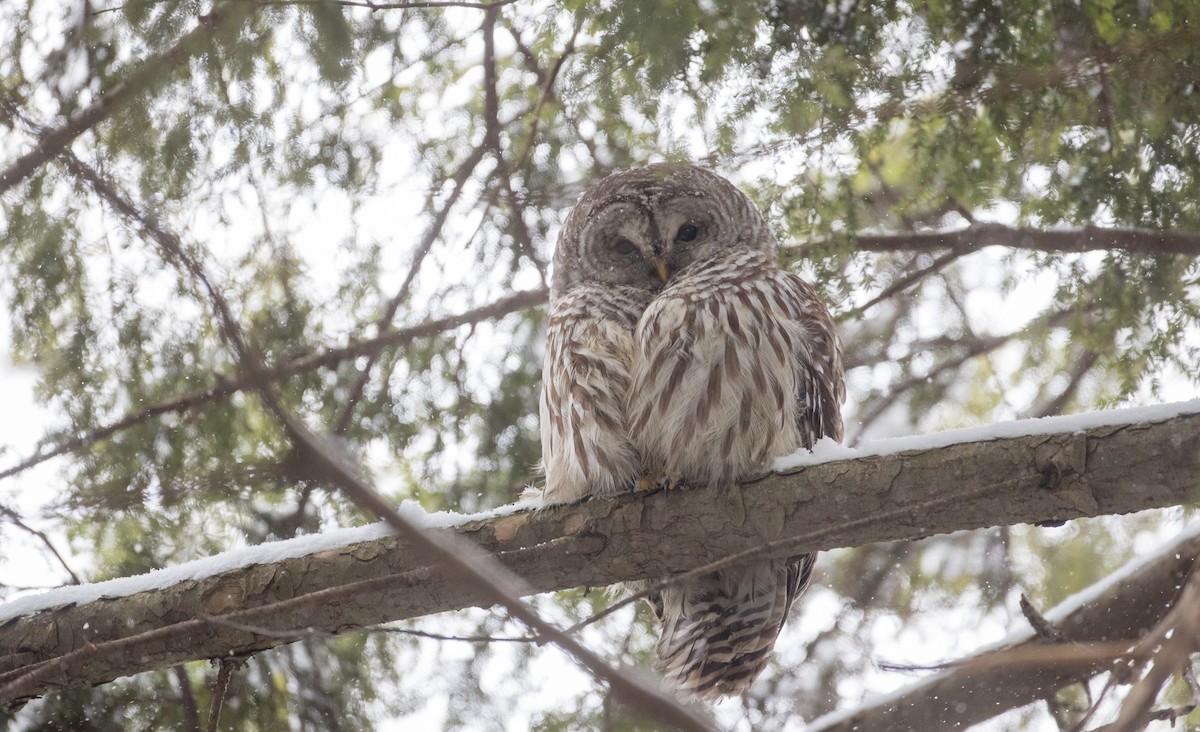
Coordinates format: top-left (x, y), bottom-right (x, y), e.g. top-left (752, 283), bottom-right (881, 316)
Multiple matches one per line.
top-left (537, 163), bottom-right (844, 700)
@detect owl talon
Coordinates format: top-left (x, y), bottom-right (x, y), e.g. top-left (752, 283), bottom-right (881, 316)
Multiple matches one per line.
top-left (636, 475), bottom-right (659, 492)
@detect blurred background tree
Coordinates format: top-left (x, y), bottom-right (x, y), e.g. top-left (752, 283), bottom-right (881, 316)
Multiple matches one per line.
top-left (1, 0), bottom-right (1197, 729)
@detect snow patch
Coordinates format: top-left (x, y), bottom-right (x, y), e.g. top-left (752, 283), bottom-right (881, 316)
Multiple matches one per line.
top-left (4, 399), bottom-right (1195, 623)
top-left (774, 398), bottom-right (1200, 471)
top-left (0, 498), bottom-right (537, 622)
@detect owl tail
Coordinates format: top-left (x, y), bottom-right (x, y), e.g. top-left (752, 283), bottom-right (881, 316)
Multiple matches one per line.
top-left (649, 554), bottom-right (815, 701)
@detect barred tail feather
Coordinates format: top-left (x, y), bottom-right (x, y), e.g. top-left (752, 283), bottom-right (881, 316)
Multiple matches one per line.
top-left (651, 554), bottom-right (815, 701)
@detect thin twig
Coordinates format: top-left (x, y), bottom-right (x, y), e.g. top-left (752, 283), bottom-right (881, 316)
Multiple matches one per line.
top-left (508, 16), bottom-right (583, 171)
top-left (0, 505), bottom-right (81, 584)
top-left (331, 139), bottom-right (491, 435)
top-left (849, 303), bottom-right (1086, 445)
top-left (1026, 349), bottom-right (1102, 419)
top-left (205, 659), bottom-right (236, 732)
top-left (481, 15), bottom-right (551, 285)
top-left (849, 248), bottom-right (968, 316)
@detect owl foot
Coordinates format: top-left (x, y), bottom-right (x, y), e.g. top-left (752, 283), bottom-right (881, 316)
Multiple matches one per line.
top-left (633, 475), bottom-right (680, 494)
top-left (636, 474), bottom-right (660, 492)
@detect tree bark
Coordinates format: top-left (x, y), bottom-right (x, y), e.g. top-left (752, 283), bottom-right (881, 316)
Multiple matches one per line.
top-left (2, 407), bottom-right (1198, 708)
top-left (807, 528), bottom-right (1200, 731)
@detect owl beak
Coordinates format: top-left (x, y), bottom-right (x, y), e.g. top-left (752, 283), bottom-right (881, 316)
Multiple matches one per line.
top-left (653, 257), bottom-right (670, 284)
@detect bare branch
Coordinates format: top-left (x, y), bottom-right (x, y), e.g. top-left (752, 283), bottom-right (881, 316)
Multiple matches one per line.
top-left (849, 303), bottom-right (1086, 444)
top-left (172, 665), bottom-right (201, 732)
top-left (4, 404), bottom-right (1197, 709)
top-left (331, 138), bottom-right (491, 435)
top-left (505, 16), bottom-right (583, 170)
top-left (808, 528), bottom-right (1200, 732)
top-left (205, 659), bottom-right (237, 732)
top-left (1026, 349), bottom-right (1103, 419)
top-left (1106, 567), bottom-right (1200, 731)
top-left (849, 248), bottom-right (968, 316)
top-left (481, 16), bottom-right (552, 285)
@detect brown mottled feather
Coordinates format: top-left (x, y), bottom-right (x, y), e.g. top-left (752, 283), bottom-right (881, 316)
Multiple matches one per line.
top-left (538, 164), bottom-right (845, 701)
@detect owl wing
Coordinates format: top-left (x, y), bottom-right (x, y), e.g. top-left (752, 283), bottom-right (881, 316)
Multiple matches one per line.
top-left (627, 253), bottom-right (845, 700)
top-left (628, 257), bottom-right (845, 485)
top-left (779, 269), bottom-right (845, 447)
top-left (772, 270), bottom-right (844, 677)
top-left (538, 285), bottom-right (648, 505)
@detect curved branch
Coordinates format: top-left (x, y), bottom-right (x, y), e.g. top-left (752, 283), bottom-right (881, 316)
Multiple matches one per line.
top-left (0, 4), bottom-right (252, 195)
top-left (4, 402), bottom-right (1198, 712)
top-left (807, 531), bottom-right (1200, 732)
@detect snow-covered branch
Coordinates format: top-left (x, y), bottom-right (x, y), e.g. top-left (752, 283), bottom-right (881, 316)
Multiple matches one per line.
top-left (2, 401), bottom-right (1198, 709)
top-left (807, 526), bottom-right (1200, 732)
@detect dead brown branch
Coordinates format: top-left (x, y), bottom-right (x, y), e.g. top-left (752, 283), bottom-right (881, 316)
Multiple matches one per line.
top-left (807, 529), bottom-right (1200, 732)
top-left (4, 405), bottom-right (1197, 714)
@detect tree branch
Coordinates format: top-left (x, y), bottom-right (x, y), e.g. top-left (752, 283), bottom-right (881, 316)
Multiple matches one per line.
top-left (789, 224), bottom-right (1200, 258)
top-left (848, 248), bottom-right (968, 317)
top-left (331, 138), bottom-right (491, 435)
top-left (3, 403), bottom-right (1198, 709)
top-left (0, 4), bottom-right (252, 195)
top-left (807, 530), bottom-right (1200, 732)
top-left (0, 505), bottom-right (81, 585)
top-left (59, 150), bottom-right (705, 730)
top-left (0, 289), bottom-right (547, 483)
top-left (1106, 566), bottom-right (1200, 731)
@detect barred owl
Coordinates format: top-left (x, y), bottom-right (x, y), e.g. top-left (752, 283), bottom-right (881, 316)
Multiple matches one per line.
top-left (538, 164), bottom-right (845, 700)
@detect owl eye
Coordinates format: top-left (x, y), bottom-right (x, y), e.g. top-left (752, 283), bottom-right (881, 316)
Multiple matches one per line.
top-left (613, 238), bottom-right (639, 256)
top-left (674, 223), bottom-right (699, 242)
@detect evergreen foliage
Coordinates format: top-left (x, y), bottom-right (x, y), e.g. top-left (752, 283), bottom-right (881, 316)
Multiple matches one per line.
top-left (1, 0), bottom-right (1197, 728)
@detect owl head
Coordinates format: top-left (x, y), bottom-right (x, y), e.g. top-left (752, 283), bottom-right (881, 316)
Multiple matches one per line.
top-left (550, 164), bottom-right (777, 296)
